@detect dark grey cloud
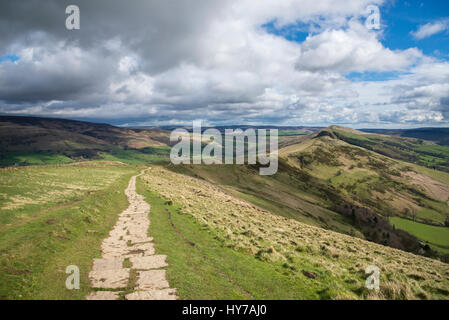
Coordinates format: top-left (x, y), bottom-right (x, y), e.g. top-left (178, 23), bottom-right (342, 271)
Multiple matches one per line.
top-left (0, 0), bottom-right (225, 73)
top-left (0, 46), bottom-right (113, 104)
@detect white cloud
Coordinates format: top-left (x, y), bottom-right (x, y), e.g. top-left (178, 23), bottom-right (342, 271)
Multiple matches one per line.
top-left (411, 19), bottom-right (449, 40)
top-left (296, 21), bottom-right (422, 73)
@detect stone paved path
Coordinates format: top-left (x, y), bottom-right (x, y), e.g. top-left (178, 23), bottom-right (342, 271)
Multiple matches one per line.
top-left (86, 169), bottom-right (178, 300)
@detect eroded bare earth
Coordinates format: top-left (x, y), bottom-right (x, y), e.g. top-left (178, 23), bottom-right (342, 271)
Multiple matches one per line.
top-left (405, 171), bottom-right (449, 202)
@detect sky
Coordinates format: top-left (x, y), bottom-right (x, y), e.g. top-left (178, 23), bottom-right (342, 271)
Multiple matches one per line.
top-left (0, 0), bottom-right (448, 128)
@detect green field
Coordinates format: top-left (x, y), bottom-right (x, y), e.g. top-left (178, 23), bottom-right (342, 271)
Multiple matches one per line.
top-left (0, 162), bottom-right (139, 299)
top-left (0, 151), bottom-right (74, 167)
top-left (0, 146), bottom-right (171, 168)
top-left (279, 130), bottom-right (308, 137)
top-left (389, 217), bottom-right (449, 253)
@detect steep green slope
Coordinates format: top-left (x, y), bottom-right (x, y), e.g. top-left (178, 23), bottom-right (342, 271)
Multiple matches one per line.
top-left (138, 166), bottom-right (449, 300)
top-left (280, 129), bottom-right (449, 257)
top-left (168, 162), bottom-right (362, 238)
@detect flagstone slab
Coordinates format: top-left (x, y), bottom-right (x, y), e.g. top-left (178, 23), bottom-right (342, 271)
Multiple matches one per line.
top-left (135, 270), bottom-right (169, 290)
top-left (125, 289), bottom-right (178, 300)
top-left (89, 268), bottom-right (130, 289)
top-left (86, 291), bottom-right (121, 300)
top-left (130, 255), bottom-right (168, 270)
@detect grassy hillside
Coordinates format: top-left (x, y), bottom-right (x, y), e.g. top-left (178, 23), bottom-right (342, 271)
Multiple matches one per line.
top-left (1, 116), bottom-right (448, 299)
top-left (278, 129), bottom-right (449, 256)
top-left (362, 128), bottom-right (449, 146)
top-left (329, 126), bottom-right (449, 172)
top-left (0, 162), bottom-right (139, 299)
top-left (138, 166), bottom-right (449, 300)
top-left (168, 162), bottom-right (362, 238)
top-left (0, 116), bottom-right (171, 167)
top-left (283, 131), bottom-right (449, 223)
top-left (169, 131), bottom-right (449, 258)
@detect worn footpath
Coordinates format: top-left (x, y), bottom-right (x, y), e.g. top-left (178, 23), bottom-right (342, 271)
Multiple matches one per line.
top-left (86, 169), bottom-right (178, 300)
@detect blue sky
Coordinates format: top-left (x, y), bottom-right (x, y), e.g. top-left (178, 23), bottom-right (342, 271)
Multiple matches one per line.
top-left (0, 54), bottom-right (19, 63)
top-left (381, 0), bottom-right (449, 55)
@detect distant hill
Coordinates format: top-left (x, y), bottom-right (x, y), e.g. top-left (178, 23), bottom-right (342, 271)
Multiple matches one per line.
top-left (0, 116), bottom-right (169, 150)
top-left (0, 116), bottom-right (325, 167)
top-left (0, 116), bottom-right (171, 166)
top-left (361, 127), bottom-right (449, 146)
top-left (329, 126), bottom-right (449, 173)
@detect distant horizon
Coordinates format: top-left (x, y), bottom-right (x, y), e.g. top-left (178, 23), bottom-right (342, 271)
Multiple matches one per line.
top-left (2, 114), bottom-right (449, 131)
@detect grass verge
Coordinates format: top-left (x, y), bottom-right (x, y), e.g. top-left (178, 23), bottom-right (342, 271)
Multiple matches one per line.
top-left (0, 162), bottom-right (139, 299)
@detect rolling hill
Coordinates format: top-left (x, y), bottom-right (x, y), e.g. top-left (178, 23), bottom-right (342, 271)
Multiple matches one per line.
top-left (0, 116), bottom-right (171, 166)
top-left (331, 126), bottom-right (449, 173)
top-left (279, 127), bottom-right (449, 256)
top-left (1, 116), bottom-right (449, 299)
top-left (362, 127), bottom-right (449, 146)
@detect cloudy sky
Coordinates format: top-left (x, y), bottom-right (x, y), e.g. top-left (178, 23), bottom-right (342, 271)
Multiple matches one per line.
top-left (0, 0), bottom-right (448, 128)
